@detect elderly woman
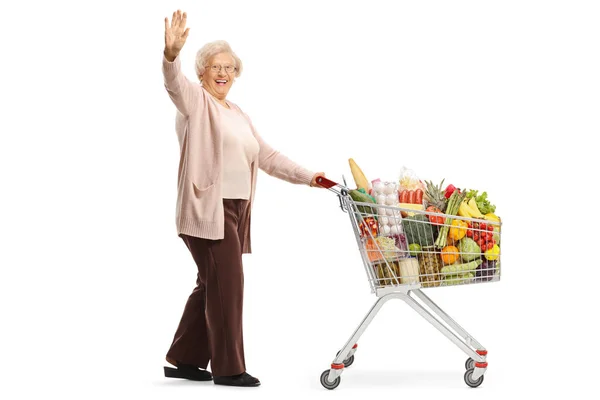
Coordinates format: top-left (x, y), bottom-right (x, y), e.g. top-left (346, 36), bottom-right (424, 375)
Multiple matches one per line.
top-left (161, 10), bottom-right (325, 388)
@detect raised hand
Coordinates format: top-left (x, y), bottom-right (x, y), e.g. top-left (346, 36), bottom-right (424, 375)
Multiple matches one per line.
top-left (164, 10), bottom-right (190, 61)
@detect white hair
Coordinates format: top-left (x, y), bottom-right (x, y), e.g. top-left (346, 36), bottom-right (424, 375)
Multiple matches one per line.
top-left (195, 40), bottom-right (243, 81)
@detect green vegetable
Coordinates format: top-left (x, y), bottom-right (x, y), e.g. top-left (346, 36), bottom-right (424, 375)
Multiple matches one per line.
top-left (349, 189), bottom-right (378, 216)
top-left (465, 189), bottom-right (496, 215)
top-left (434, 190), bottom-right (466, 248)
top-left (403, 214), bottom-right (435, 247)
top-left (441, 259), bottom-right (482, 276)
top-left (444, 272), bottom-right (474, 285)
top-left (458, 237), bottom-right (482, 262)
top-left (374, 236), bottom-right (400, 260)
top-left (358, 188), bottom-right (377, 204)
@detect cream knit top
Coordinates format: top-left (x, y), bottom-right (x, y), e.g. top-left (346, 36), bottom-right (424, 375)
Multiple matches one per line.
top-left (219, 106), bottom-right (260, 200)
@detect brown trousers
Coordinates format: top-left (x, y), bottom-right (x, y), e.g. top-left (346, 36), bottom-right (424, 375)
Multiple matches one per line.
top-left (167, 198), bottom-right (250, 377)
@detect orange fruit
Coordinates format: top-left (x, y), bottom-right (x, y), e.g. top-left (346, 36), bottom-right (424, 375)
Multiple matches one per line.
top-left (441, 245), bottom-right (460, 264)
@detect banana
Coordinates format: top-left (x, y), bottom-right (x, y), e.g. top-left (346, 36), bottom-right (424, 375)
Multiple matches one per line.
top-left (483, 213), bottom-right (500, 222)
top-left (467, 198), bottom-right (485, 218)
top-left (458, 200), bottom-right (474, 218)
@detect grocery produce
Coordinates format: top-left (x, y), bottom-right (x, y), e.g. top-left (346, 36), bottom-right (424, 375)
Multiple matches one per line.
top-left (403, 214), bottom-right (436, 247)
top-left (408, 243), bottom-right (421, 256)
top-left (424, 179), bottom-right (448, 212)
top-left (458, 198), bottom-right (475, 218)
top-left (417, 248), bottom-right (443, 287)
top-left (441, 245), bottom-right (460, 264)
top-left (434, 190), bottom-right (466, 248)
top-left (475, 259), bottom-right (497, 281)
top-left (398, 258), bottom-right (420, 284)
top-left (349, 189), bottom-right (377, 216)
top-left (365, 239), bottom-right (383, 262)
top-left (441, 259), bottom-right (482, 276)
top-left (359, 217), bottom-right (378, 238)
top-left (444, 184), bottom-right (458, 199)
top-left (448, 220), bottom-right (468, 241)
top-left (398, 203), bottom-right (425, 217)
top-left (444, 273), bottom-right (475, 285)
top-left (465, 189), bottom-right (496, 215)
top-left (484, 212), bottom-right (500, 222)
top-left (458, 237), bottom-right (481, 262)
top-left (426, 206), bottom-right (444, 225)
top-left (372, 181), bottom-right (400, 234)
top-left (349, 158), bottom-right (370, 191)
top-left (357, 187), bottom-right (377, 203)
top-left (345, 163), bottom-right (502, 288)
top-left (467, 197), bottom-right (485, 218)
top-left (484, 244), bottom-right (500, 261)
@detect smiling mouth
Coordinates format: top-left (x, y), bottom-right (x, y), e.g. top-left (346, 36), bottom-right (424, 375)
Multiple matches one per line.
top-left (216, 80), bottom-right (228, 86)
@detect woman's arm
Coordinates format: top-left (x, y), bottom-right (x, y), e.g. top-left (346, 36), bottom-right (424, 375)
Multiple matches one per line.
top-left (254, 129), bottom-right (316, 186)
top-left (162, 53), bottom-right (200, 116)
top-left (162, 10), bottom-right (200, 116)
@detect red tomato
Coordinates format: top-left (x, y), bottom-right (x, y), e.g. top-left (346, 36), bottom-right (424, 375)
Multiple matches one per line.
top-left (467, 222), bottom-right (472, 228)
top-left (426, 206), bottom-right (443, 225)
top-left (473, 233), bottom-right (480, 241)
top-left (466, 230), bottom-right (473, 238)
top-left (478, 238), bottom-right (485, 248)
top-left (473, 222), bottom-right (480, 229)
top-left (480, 223), bottom-right (487, 231)
top-left (486, 232), bottom-right (493, 240)
top-left (486, 242), bottom-right (493, 251)
top-left (487, 225), bottom-right (494, 231)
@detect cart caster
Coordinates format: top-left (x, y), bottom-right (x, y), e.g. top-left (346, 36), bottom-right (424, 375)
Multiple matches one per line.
top-left (320, 370), bottom-right (341, 390)
top-left (336, 350), bottom-right (355, 368)
top-left (464, 368), bottom-right (484, 388)
top-left (465, 357), bottom-right (474, 370)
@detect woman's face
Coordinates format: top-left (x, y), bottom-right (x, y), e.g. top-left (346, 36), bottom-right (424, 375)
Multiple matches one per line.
top-left (201, 52), bottom-right (236, 100)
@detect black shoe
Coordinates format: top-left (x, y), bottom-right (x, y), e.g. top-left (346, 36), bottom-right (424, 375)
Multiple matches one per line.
top-left (213, 372), bottom-right (261, 387)
top-left (164, 363), bottom-right (213, 381)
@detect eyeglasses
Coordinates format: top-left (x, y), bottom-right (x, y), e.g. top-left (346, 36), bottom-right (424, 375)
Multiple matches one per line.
top-left (207, 65), bottom-right (236, 73)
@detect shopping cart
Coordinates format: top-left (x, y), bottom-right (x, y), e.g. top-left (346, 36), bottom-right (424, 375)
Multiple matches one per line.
top-left (315, 176), bottom-right (501, 390)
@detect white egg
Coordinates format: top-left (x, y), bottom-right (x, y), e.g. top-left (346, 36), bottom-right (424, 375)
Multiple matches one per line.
top-left (381, 225), bottom-right (391, 235)
top-left (376, 194), bottom-right (387, 204)
top-left (385, 193), bottom-right (397, 205)
top-left (380, 216), bottom-right (389, 226)
top-left (390, 225), bottom-right (399, 235)
top-left (378, 207), bottom-right (387, 216)
top-left (373, 181), bottom-right (384, 193)
top-left (386, 207), bottom-right (396, 216)
top-left (383, 183), bottom-right (394, 195)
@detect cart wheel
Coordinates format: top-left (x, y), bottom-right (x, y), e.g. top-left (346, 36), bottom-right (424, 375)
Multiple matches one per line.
top-left (464, 368), bottom-right (484, 388)
top-left (336, 350), bottom-right (355, 368)
top-left (465, 358), bottom-right (474, 370)
top-left (320, 370), bottom-right (341, 390)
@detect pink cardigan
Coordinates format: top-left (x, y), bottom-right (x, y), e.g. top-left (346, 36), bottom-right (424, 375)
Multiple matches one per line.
top-left (162, 54), bottom-right (315, 253)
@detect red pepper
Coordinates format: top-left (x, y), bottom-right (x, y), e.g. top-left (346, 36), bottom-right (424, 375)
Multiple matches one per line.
top-left (444, 184), bottom-right (457, 199)
top-left (359, 217), bottom-right (378, 238)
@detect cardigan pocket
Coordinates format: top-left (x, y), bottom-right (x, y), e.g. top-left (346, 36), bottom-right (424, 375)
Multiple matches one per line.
top-left (192, 179), bottom-right (215, 197)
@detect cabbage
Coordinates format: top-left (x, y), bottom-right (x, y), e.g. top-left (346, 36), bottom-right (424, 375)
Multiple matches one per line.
top-left (458, 237), bottom-right (481, 262)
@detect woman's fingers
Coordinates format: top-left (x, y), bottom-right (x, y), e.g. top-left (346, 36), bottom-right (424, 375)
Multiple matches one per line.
top-left (183, 27), bottom-right (190, 41)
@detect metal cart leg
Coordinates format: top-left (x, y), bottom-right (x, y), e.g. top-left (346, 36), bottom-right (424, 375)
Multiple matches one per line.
top-left (322, 293), bottom-right (396, 388)
top-left (412, 290), bottom-right (486, 355)
top-left (400, 291), bottom-right (488, 383)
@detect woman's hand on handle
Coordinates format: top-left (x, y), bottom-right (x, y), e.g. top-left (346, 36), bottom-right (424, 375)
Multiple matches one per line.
top-left (310, 172), bottom-right (327, 188)
top-left (164, 10), bottom-right (190, 61)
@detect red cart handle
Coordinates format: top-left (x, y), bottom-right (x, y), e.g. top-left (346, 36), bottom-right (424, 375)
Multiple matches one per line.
top-left (315, 176), bottom-right (339, 189)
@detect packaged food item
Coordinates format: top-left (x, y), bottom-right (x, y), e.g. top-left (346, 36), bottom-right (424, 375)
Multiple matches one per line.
top-left (398, 258), bottom-right (420, 284)
top-left (417, 247), bottom-right (442, 287)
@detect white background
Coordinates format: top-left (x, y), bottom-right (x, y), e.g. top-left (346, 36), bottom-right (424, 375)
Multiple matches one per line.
top-left (1, 0), bottom-right (598, 399)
